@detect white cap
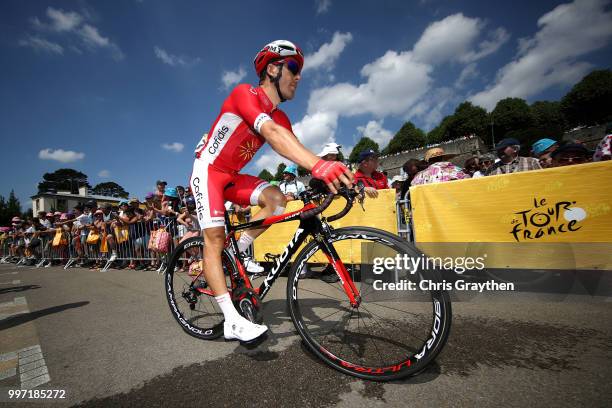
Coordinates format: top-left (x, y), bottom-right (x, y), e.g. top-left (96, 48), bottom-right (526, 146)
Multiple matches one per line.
top-left (317, 142), bottom-right (341, 157)
top-left (390, 175), bottom-right (406, 184)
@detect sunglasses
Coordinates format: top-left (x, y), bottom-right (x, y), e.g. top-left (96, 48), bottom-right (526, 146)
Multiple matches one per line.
top-left (284, 59), bottom-right (301, 75)
top-left (558, 156), bottom-right (586, 164)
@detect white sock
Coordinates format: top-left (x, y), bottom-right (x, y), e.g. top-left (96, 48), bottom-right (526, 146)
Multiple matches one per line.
top-left (237, 233), bottom-right (254, 254)
top-left (215, 292), bottom-right (241, 322)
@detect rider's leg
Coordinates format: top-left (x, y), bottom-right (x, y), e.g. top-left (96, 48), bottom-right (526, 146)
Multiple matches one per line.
top-left (236, 186), bottom-right (287, 252)
top-left (203, 226), bottom-right (268, 341)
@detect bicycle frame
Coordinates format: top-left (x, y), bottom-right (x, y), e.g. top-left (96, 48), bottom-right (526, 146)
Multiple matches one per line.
top-left (195, 202), bottom-right (361, 307)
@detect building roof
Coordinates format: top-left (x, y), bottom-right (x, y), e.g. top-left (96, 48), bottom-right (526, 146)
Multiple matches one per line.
top-left (31, 191), bottom-right (122, 201)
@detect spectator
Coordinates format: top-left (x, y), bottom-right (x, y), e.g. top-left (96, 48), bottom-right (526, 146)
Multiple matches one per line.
top-left (399, 159), bottom-right (426, 200)
top-left (354, 149), bottom-right (388, 198)
top-left (390, 175), bottom-right (405, 199)
top-left (99, 204), bottom-right (118, 263)
top-left (463, 157), bottom-right (480, 177)
top-left (155, 180), bottom-right (167, 200)
top-left (551, 143), bottom-right (592, 167)
top-left (486, 138), bottom-right (542, 176)
top-left (411, 147), bottom-right (470, 186)
top-left (473, 153), bottom-right (495, 178)
top-left (593, 127), bottom-right (611, 162)
top-left (278, 164), bottom-right (305, 201)
top-left (317, 143), bottom-right (342, 162)
top-left (531, 138), bottom-right (559, 168)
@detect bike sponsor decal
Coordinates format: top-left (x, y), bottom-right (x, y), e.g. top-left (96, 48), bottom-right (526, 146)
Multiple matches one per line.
top-left (261, 228), bottom-right (304, 296)
top-left (510, 197), bottom-right (585, 242)
top-left (415, 297), bottom-right (441, 361)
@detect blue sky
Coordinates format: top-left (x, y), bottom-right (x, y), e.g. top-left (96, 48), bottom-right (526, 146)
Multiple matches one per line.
top-left (1, 0), bottom-right (611, 209)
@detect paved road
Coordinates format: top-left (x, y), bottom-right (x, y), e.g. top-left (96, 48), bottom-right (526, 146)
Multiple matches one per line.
top-left (1, 263), bottom-right (611, 407)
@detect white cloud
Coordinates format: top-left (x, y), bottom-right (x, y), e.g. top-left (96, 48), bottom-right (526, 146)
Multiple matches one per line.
top-left (25, 8), bottom-right (124, 60)
top-left (470, 0), bottom-right (612, 110)
top-left (18, 36), bottom-right (64, 54)
top-left (461, 27), bottom-right (510, 63)
top-left (98, 170), bottom-right (110, 178)
top-left (154, 46), bottom-right (200, 67)
top-left (357, 120), bottom-right (394, 147)
top-left (293, 111), bottom-right (339, 150)
top-left (79, 24), bottom-right (124, 60)
top-left (31, 7), bottom-right (83, 32)
top-left (303, 32), bottom-right (352, 72)
top-left (38, 148), bottom-right (85, 163)
top-left (254, 147), bottom-right (284, 174)
top-left (161, 142), bottom-right (184, 153)
top-left (221, 67), bottom-right (247, 90)
top-left (454, 63), bottom-right (478, 88)
top-left (413, 14), bottom-right (483, 64)
top-left (308, 50), bottom-right (433, 118)
top-left (413, 13), bottom-right (509, 65)
top-left (316, 0), bottom-right (332, 14)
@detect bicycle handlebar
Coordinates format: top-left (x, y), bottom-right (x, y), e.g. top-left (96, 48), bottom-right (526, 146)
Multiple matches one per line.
top-left (299, 182), bottom-right (365, 221)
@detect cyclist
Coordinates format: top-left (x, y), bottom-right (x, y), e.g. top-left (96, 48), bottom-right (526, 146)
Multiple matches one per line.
top-left (189, 40), bottom-right (354, 342)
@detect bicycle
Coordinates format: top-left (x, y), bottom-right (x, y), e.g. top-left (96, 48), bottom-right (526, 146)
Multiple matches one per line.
top-left (164, 185), bottom-right (452, 381)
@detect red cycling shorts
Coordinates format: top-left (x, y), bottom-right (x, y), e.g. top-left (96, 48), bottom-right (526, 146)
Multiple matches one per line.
top-left (190, 158), bottom-right (270, 229)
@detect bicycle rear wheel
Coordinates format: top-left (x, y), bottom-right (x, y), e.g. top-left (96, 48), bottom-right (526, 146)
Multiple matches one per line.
top-left (287, 226), bottom-right (451, 381)
top-left (165, 237), bottom-right (236, 340)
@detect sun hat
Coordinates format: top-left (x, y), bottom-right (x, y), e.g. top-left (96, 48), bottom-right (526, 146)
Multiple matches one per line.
top-left (423, 147), bottom-right (457, 163)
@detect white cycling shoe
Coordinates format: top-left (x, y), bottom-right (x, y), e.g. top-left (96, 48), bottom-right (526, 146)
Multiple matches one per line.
top-left (224, 318), bottom-right (268, 342)
top-left (243, 255), bottom-right (264, 274)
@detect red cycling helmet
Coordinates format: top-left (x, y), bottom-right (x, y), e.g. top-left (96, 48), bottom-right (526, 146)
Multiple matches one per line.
top-left (253, 40), bottom-right (304, 77)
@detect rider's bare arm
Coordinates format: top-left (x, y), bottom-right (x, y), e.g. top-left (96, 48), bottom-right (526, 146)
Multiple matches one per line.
top-left (259, 120), bottom-right (354, 193)
top-left (259, 120), bottom-right (318, 170)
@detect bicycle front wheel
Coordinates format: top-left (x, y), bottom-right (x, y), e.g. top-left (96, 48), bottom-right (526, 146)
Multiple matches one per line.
top-left (287, 226), bottom-right (451, 381)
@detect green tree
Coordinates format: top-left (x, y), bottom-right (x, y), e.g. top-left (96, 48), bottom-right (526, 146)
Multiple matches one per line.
top-left (0, 190), bottom-right (22, 226)
top-left (447, 101), bottom-right (489, 139)
top-left (491, 98), bottom-right (534, 143)
top-left (92, 182), bottom-right (129, 198)
top-left (274, 163), bottom-right (287, 181)
top-left (37, 168), bottom-right (90, 194)
top-left (382, 122), bottom-right (426, 155)
top-left (297, 166), bottom-right (309, 177)
top-left (561, 69), bottom-right (612, 127)
top-left (348, 137), bottom-right (379, 163)
top-left (530, 100), bottom-right (567, 140)
top-left (257, 169), bottom-right (274, 182)
top-left (427, 116), bottom-right (453, 143)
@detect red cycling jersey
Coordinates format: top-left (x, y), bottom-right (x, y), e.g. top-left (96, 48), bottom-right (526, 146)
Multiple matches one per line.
top-left (194, 84), bottom-right (292, 172)
top-left (190, 84), bottom-right (293, 229)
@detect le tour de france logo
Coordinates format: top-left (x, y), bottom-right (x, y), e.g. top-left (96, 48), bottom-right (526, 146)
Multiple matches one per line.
top-left (510, 197), bottom-right (587, 242)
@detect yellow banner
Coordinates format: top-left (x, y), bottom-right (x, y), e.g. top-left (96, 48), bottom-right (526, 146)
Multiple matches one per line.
top-left (252, 189), bottom-right (398, 263)
top-left (410, 161), bottom-right (612, 270)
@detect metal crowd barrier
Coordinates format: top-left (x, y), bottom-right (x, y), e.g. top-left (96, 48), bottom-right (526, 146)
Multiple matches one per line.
top-left (396, 197), bottom-right (415, 243)
top-left (0, 216), bottom-right (196, 272)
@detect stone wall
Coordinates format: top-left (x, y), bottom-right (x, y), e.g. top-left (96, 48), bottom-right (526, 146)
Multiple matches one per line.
top-left (378, 135), bottom-right (488, 177)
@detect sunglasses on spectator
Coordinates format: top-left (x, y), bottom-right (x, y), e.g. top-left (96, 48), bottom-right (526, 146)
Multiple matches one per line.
top-left (558, 156), bottom-right (586, 164)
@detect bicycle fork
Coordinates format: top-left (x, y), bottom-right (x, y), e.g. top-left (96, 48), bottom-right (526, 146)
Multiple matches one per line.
top-left (319, 233), bottom-right (361, 308)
